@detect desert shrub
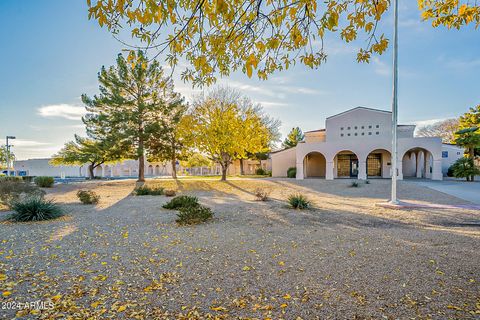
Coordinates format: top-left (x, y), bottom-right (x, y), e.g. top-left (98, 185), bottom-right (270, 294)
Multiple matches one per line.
top-left (135, 185), bottom-right (164, 196)
top-left (34, 176), bottom-right (54, 188)
top-left (266, 170), bottom-right (272, 177)
top-left (21, 176), bottom-right (35, 183)
top-left (163, 195), bottom-right (199, 210)
top-left (351, 181), bottom-right (359, 187)
top-left (365, 180), bottom-right (370, 184)
top-left (0, 176), bottom-right (23, 182)
top-left (76, 190), bottom-right (100, 204)
top-left (176, 205), bottom-right (214, 225)
top-left (0, 180), bottom-right (45, 207)
top-left (287, 167), bottom-right (297, 178)
top-left (288, 193), bottom-right (310, 209)
top-left (9, 197), bottom-right (64, 222)
top-left (164, 189), bottom-right (176, 197)
top-left (255, 168), bottom-right (267, 175)
top-left (447, 165), bottom-right (455, 177)
top-left (254, 188), bottom-right (270, 201)
top-left (451, 158), bottom-right (480, 181)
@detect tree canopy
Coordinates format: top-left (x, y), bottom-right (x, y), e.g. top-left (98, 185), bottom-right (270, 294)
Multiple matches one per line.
top-left (0, 146), bottom-right (14, 170)
top-left (415, 118), bottom-right (459, 143)
top-left (82, 51), bottom-right (183, 181)
top-left (88, 0), bottom-right (479, 86)
top-left (282, 127), bottom-right (304, 149)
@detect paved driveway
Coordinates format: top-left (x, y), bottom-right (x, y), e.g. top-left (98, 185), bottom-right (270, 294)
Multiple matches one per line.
top-left (406, 179), bottom-right (480, 204)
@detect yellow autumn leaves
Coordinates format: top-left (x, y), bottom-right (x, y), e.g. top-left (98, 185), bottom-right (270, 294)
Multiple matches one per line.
top-left (418, 0), bottom-right (480, 29)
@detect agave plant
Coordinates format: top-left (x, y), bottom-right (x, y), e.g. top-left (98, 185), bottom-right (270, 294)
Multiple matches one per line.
top-left (9, 197), bottom-right (64, 222)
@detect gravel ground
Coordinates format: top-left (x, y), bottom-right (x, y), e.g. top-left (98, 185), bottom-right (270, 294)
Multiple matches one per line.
top-left (0, 178), bottom-right (479, 319)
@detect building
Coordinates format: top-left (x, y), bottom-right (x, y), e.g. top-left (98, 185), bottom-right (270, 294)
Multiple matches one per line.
top-left (271, 107), bottom-right (463, 180)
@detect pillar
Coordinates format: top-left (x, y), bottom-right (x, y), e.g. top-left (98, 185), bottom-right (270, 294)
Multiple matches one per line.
top-left (432, 159), bottom-right (442, 180)
top-left (397, 160), bottom-right (403, 180)
top-left (416, 151), bottom-right (423, 178)
top-left (358, 160), bottom-right (367, 180)
top-left (326, 161), bottom-right (334, 180)
top-left (425, 153), bottom-right (432, 179)
top-left (101, 166), bottom-right (105, 177)
top-left (296, 157), bottom-right (304, 180)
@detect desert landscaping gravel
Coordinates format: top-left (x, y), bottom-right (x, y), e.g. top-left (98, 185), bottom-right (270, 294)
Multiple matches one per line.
top-left (0, 178), bottom-right (479, 319)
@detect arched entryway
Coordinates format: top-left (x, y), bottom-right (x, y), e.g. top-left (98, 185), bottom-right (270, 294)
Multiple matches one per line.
top-left (154, 165), bottom-right (160, 175)
top-left (147, 165), bottom-right (154, 176)
top-left (366, 149), bottom-right (391, 178)
top-left (303, 152), bottom-right (326, 178)
top-left (334, 150), bottom-right (359, 178)
top-left (402, 147), bottom-right (433, 179)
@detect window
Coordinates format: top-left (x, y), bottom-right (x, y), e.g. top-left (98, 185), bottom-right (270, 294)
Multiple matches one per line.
top-left (347, 126), bottom-right (351, 130)
top-left (442, 151), bottom-right (448, 158)
top-left (347, 133), bottom-right (351, 136)
top-left (368, 132), bottom-right (372, 135)
top-left (457, 152), bottom-right (461, 155)
top-left (361, 132), bottom-right (365, 136)
top-left (341, 127), bottom-right (344, 130)
top-left (376, 125), bottom-right (379, 128)
top-left (361, 126), bottom-right (364, 129)
top-left (354, 133), bottom-right (358, 136)
top-left (376, 132), bottom-right (379, 135)
top-left (354, 126), bottom-right (358, 129)
top-left (341, 133), bottom-right (344, 137)
top-left (368, 125), bottom-right (372, 129)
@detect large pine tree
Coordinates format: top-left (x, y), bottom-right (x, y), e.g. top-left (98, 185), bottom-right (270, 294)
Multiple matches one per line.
top-left (82, 51), bottom-right (183, 182)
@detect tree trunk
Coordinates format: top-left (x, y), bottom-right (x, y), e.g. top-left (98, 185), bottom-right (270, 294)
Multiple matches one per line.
top-left (221, 165), bottom-right (228, 181)
top-left (171, 156), bottom-right (177, 179)
top-left (469, 148), bottom-right (475, 181)
top-left (88, 164), bottom-right (95, 179)
top-left (239, 159), bottom-right (245, 175)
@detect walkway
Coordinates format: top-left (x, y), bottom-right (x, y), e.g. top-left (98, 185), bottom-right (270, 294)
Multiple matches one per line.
top-left (405, 179), bottom-right (480, 205)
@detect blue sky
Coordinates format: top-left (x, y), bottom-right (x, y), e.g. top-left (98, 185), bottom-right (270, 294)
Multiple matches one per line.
top-left (0, 1), bottom-right (479, 160)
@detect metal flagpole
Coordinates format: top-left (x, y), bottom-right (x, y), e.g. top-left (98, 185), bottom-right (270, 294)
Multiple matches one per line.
top-left (390, 0), bottom-right (399, 204)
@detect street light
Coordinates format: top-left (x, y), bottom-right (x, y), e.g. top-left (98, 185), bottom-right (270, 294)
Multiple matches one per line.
top-left (390, 0), bottom-right (399, 204)
top-left (6, 136), bottom-right (16, 177)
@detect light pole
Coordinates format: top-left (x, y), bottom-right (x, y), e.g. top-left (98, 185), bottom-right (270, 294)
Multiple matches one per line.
top-left (6, 136), bottom-right (16, 176)
top-left (390, 0), bottom-right (399, 204)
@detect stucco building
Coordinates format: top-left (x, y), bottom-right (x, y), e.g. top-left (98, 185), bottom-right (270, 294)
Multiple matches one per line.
top-left (271, 107), bottom-right (463, 180)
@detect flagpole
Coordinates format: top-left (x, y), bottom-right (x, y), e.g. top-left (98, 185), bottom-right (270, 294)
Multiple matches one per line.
top-left (390, 0), bottom-right (399, 204)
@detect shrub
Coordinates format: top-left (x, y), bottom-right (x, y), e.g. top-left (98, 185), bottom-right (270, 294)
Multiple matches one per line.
top-left (351, 181), bottom-right (359, 187)
top-left (255, 168), bottom-right (267, 175)
top-left (135, 185), bottom-right (164, 195)
top-left (164, 189), bottom-right (176, 197)
top-left (287, 167), bottom-right (297, 178)
top-left (288, 193), bottom-right (310, 209)
top-left (9, 197), bottom-right (64, 222)
top-left (162, 195), bottom-right (199, 210)
top-left (451, 158), bottom-right (480, 181)
top-left (21, 176), bottom-right (35, 183)
top-left (447, 165), bottom-right (455, 177)
top-left (0, 176), bottom-right (23, 182)
top-left (254, 188), bottom-right (270, 201)
top-left (365, 180), bottom-right (370, 184)
top-left (34, 176), bottom-right (54, 188)
top-left (176, 205), bottom-right (214, 225)
top-left (0, 180), bottom-right (45, 207)
top-left (76, 190), bottom-right (100, 204)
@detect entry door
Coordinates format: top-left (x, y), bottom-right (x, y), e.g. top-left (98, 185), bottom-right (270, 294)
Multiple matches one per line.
top-left (350, 159), bottom-right (359, 177)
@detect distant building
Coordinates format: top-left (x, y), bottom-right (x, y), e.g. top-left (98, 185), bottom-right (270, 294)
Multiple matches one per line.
top-left (271, 107), bottom-right (463, 180)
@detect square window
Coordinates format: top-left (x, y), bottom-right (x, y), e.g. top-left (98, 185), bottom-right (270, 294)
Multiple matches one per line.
top-left (354, 133), bottom-right (357, 136)
top-left (361, 126), bottom-right (364, 129)
top-left (376, 132), bottom-right (379, 135)
top-left (347, 133), bottom-right (351, 136)
top-left (376, 125), bottom-right (379, 128)
top-left (354, 126), bottom-right (358, 129)
top-left (361, 132), bottom-right (364, 135)
top-left (347, 127), bottom-right (351, 130)
top-left (341, 127), bottom-right (344, 130)
top-left (340, 133), bottom-right (344, 137)
top-left (368, 132), bottom-right (372, 135)
top-left (369, 125), bottom-right (372, 129)
top-left (442, 151), bottom-right (448, 158)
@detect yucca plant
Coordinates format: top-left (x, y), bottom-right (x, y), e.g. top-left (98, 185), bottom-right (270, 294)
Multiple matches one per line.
top-left (288, 193), bottom-right (311, 209)
top-left (9, 197), bottom-right (64, 222)
top-left (176, 205), bottom-right (214, 225)
top-left (162, 195), bottom-right (199, 209)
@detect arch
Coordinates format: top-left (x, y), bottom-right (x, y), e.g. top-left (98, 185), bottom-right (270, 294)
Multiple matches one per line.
top-left (154, 165), bottom-right (160, 175)
top-left (95, 166), bottom-right (103, 177)
top-left (333, 150), bottom-right (360, 179)
top-left (402, 147), bottom-right (433, 179)
top-left (303, 152), bottom-right (327, 178)
top-left (104, 165), bottom-right (112, 177)
top-left (366, 149), bottom-right (391, 178)
top-left (147, 165), bottom-right (154, 176)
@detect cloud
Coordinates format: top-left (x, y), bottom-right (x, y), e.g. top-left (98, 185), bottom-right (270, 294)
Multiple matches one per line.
top-left (410, 118), bottom-right (449, 127)
top-left (37, 104), bottom-right (85, 121)
top-left (372, 57), bottom-right (390, 76)
top-left (11, 139), bottom-right (52, 147)
top-left (257, 101), bottom-right (289, 108)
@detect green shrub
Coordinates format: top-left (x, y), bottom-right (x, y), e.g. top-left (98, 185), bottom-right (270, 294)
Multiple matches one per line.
top-left (451, 158), bottom-right (480, 181)
top-left (0, 176), bottom-right (23, 182)
top-left (76, 190), bottom-right (100, 204)
top-left (34, 176), bottom-right (55, 188)
top-left (287, 167), bottom-right (297, 178)
top-left (0, 180), bottom-right (45, 208)
top-left (365, 180), bottom-right (370, 184)
top-left (254, 188), bottom-right (270, 201)
top-left (135, 185), bottom-right (164, 196)
top-left (162, 195), bottom-right (199, 209)
top-left (21, 176), bottom-right (35, 183)
top-left (447, 165), bottom-right (455, 177)
top-left (9, 197), bottom-right (64, 222)
top-left (288, 193), bottom-right (310, 209)
top-left (351, 181), bottom-right (359, 187)
top-left (176, 205), bottom-right (214, 225)
top-left (255, 168), bottom-right (267, 175)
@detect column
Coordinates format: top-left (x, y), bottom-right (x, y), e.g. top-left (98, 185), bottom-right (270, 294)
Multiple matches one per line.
top-left (358, 160), bottom-right (367, 180)
top-left (326, 161), bottom-right (334, 180)
top-left (296, 158), bottom-right (304, 180)
top-left (416, 151), bottom-right (423, 178)
top-left (101, 166), bottom-right (105, 177)
top-left (425, 153), bottom-right (432, 179)
top-left (397, 160), bottom-right (403, 180)
top-left (432, 159), bottom-right (443, 180)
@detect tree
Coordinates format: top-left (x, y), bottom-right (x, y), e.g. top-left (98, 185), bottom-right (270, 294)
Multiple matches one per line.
top-left (50, 135), bottom-right (122, 179)
top-left (180, 153), bottom-right (213, 168)
top-left (416, 119), bottom-right (459, 143)
top-left (450, 157), bottom-right (480, 182)
top-left (187, 87), bottom-right (273, 180)
top-left (82, 51), bottom-right (182, 182)
top-left (282, 127), bottom-right (304, 149)
top-left (146, 95), bottom-right (188, 179)
top-left (0, 146), bottom-right (14, 170)
top-left (87, 1), bottom-right (478, 86)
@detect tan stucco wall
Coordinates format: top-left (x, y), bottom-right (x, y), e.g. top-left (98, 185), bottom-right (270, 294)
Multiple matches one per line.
top-left (304, 152), bottom-right (326, 177)
top-left (271, 147), bottom-right (296, 177)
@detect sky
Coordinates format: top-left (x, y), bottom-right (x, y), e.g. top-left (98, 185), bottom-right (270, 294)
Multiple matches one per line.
top-left (0, 1), bottom-right (479, 160)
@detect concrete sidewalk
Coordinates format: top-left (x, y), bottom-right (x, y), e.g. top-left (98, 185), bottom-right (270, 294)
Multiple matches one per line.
top-left (405, 179), bottom-right (480, 205)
